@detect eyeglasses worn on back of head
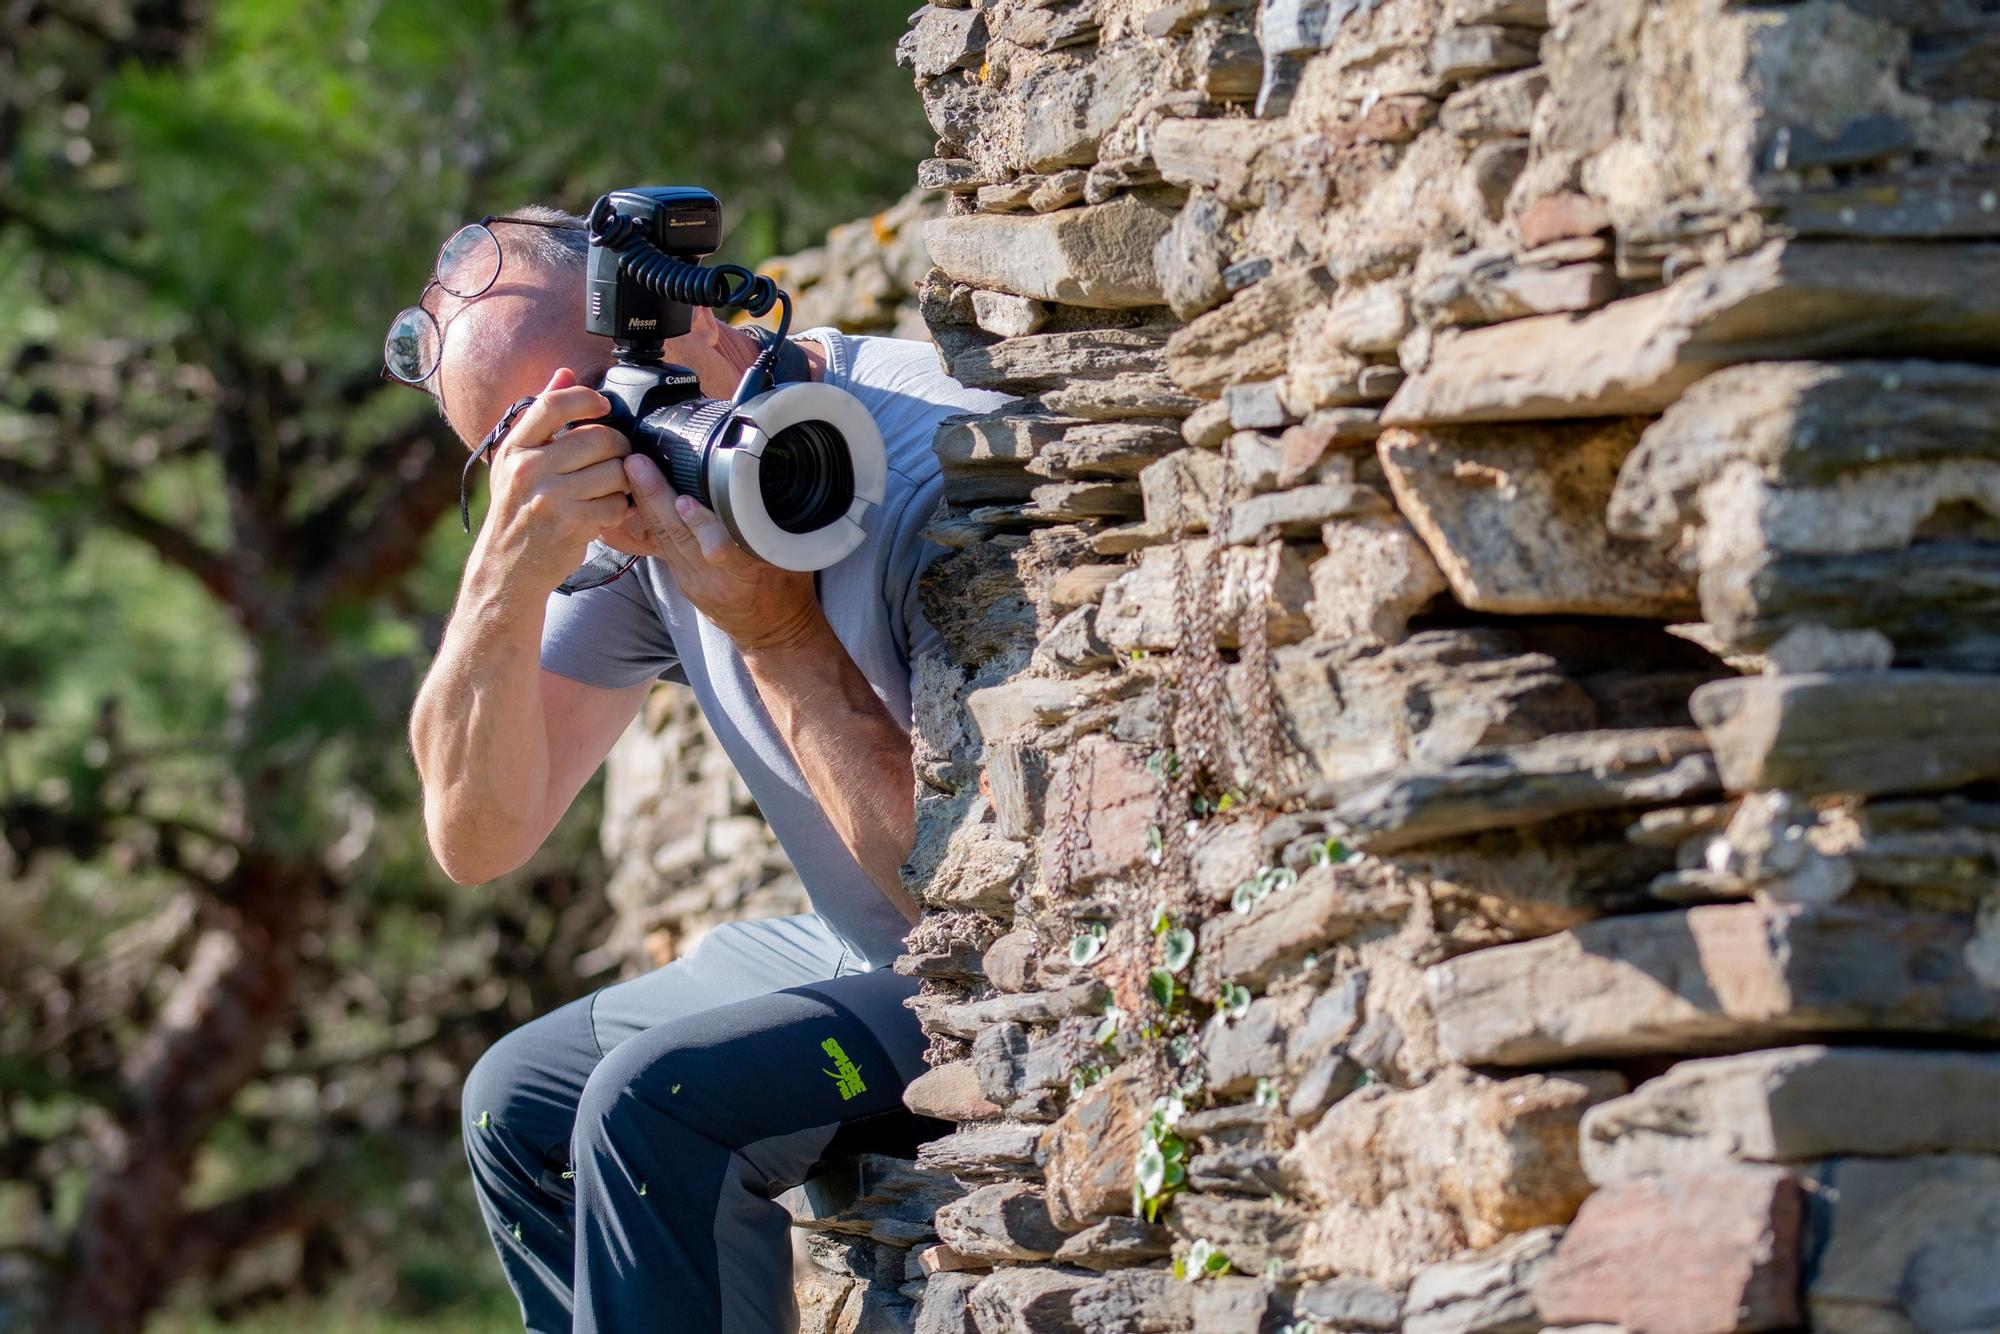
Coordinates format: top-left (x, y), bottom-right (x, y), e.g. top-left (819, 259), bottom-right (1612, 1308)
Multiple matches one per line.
top-left (381, 215), bottom-right (584, 387)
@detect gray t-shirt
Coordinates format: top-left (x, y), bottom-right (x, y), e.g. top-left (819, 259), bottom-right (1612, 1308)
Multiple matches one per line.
top-left (541, 328), bottom-right (1010, 969)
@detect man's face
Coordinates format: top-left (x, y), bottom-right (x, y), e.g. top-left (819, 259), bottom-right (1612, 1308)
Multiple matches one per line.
top-left (430, 264), bottom-right (604, 449)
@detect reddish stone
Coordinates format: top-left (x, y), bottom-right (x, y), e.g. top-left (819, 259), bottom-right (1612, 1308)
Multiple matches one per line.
top-left (1037, 735), bottom-right (1164, 890)
top-left (1532, 1167), bottom-right (1803, 1334)
top-left (1279, 417), bottom-right (1342, 486)
top-left (1516, 192), bottom-right (1611, 250)
top-left (1042, 1063), bottom-right (1150, 1231)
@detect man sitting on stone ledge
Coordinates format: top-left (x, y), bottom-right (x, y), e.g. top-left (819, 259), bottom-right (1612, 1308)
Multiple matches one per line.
top-left (403, 209), bottom-right (1007, 1332)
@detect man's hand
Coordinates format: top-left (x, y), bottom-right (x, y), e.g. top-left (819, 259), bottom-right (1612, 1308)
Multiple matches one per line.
top-left (472, 367), bottom-right (632, 598)
top-left (607, 452), bottom-right (822, 654)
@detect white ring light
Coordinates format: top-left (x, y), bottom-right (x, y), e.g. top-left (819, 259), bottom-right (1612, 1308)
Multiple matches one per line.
top-left (706, 382), bottom-right (887, 573)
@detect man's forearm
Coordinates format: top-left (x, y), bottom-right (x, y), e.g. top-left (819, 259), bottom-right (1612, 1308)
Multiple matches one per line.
top-left (740, 611), bottom-right (921, 925)
top-left (410, 567), bottom-right (553, 884)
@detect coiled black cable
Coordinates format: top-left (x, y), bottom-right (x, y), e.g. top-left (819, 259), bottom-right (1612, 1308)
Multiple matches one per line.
top-left (587, 197), bottom-right (793, 404)
top-left (587, 199), bottom-right (780, 317)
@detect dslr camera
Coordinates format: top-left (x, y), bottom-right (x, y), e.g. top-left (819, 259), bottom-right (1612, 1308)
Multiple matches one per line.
top-left (583, 186), bottom-right (885, 572)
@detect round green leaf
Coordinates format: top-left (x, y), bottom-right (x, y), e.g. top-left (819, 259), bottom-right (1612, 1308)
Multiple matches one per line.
top-left (1135, 1141), bottom-right (1166, 1198)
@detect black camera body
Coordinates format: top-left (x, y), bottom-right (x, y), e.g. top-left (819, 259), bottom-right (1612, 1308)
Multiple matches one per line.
top-left (584, 187), bottom-right (715, 451)
top-left (582, 186), bottom-right (885, 573)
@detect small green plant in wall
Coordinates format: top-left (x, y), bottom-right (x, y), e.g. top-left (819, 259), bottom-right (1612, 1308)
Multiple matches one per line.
top-left (1174, 1237), bottom-right (1233, 1282)
top-left (1216, 980), bottom-right (1253, 1021)
top-left (1094, 1000), bottom-right (1124, 1047)
top-left (1155, 905), bottom-right (1196, 974)
top-left (1191, 787), bottom-right (1246, 817)
top-left (1231, 863), bottom-right (1297, 914)
top-left (1143, 905), bottom-right (1198, 1015)
top-left (1069, 921), bottom-right (1108, 966)
top-left (1308, 835), bottom-right (1352, 867)
top-left (1132, 1093), bottom-right (1189, 1222)
top-left (1068, 1062), bottom-right (1107, 1098)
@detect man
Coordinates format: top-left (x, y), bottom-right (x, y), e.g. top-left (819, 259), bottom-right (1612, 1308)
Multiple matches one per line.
top-left (401, 208), bottom-right (1008, 1332)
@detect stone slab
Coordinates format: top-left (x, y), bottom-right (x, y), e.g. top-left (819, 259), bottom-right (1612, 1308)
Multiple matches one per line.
top-left (1035, 735), bottom-right (1163, 889)
top-left (1691, 671), bottom-right (2000, 797)
top-left (1164, 264), bottom-right (1336, 397)
top-left (1288, 1068), bottom-right (1624, 1284)
top-left (1402, 1226), bottom-right (1562, 1334)
top-left (906, 1060), bottom-right (1004, 1123)
top-left (916, 1270), bottom-right (981, 1334)
top-left (1321, 728), bottom-right (1719, 854)
top-left (936, 1182), bottom-right (1069, 1261)
top-left (1260, 630), bottom-right (1598, 798)
top-left (1379, 419), bottom-right (1696, 617)
top-left (1581, 1045), bottom-right (2000, 1183)
top-left (915, 1123), bottom-right (1048, 1180)
top-left (1384, 240), bottom-right (2000, 425)
top-left (1428, 902), bottom-right (2000, 1066)
top-left (1806, 1153), bottom-right (2000, 1333)
top-left (1050, 1216), bottom-right (1173, 1271)
top-left (1607, 359), bottom-right (2000, 547)
top-left (970, 1267), bottom-right (1094, 1334)
top-left (1193, 866), bottom-right (1408, 992)
top-left (1699, 543), bottom-right (2000, 672)
top-left (1042, 1064), bottom-right (1150, 1232)
top-left (943, 326), bottom-right (1171, 392)
top-left (1532, 1166), bottom-right (1803, 1334)
top-left (1070, 1269), bottom-right (1193, 1334)
top-left (924, 198), bottom-right (1176, 308)
top-left (1096, 539), bottom-right (1313, 652)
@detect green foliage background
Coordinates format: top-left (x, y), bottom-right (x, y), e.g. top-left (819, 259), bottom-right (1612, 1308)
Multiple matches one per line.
top-left (0, 1), bottom-right (928, 1327)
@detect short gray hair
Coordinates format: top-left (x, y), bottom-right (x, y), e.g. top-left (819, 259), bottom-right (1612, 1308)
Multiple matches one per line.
top-left (494, 203), bottom-right (589, 269)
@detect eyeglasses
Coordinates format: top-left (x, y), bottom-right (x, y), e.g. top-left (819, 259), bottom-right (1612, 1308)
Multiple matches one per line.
top-left (382, 215), bottom-right (583, 386)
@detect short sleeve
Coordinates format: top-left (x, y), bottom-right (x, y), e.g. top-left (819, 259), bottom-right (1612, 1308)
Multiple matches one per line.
top-left (539, 551), bottom-right (684, 688)
top-left (884, 470), bottom-right (949, 668)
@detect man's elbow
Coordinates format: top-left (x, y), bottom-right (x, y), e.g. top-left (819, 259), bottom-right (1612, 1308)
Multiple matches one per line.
top-left (424, 805), bottom-right (534, 885)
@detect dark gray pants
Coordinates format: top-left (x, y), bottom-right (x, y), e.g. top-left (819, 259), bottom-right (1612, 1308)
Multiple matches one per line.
top-left (461, 914), bottom-right (937, 1333)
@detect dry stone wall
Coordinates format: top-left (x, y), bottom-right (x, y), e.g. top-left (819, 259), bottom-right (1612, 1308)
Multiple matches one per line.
top-left (781, 0), bottom-right (2000, 1331)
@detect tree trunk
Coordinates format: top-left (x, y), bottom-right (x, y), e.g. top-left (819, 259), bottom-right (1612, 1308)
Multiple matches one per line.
top-left (44, 855), bottom-right (310, 1334)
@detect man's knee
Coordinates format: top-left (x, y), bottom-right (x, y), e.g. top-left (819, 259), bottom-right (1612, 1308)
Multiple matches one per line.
top-left (462, 1030), bottom-right (528, 1135)
top-left (572, 1029), bottom-right (691, 1158)
top-left (462, 999), bottom-right (596, 1157)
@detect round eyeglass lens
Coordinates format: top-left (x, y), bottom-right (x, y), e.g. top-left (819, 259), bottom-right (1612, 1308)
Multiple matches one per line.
top-left (436, 223), bottom-right (502, 298)
top-left (384, 306), bottom-right (442, 383)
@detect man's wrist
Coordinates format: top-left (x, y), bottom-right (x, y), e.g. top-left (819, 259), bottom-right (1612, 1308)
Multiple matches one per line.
top-left (733, 599), bottom-right (830, 662)
top-left (453, 551), bottom-right (551, 645)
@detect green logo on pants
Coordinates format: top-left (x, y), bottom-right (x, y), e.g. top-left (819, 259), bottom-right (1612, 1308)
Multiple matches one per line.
top-left (821, 1037), bottom-right (866, 1100)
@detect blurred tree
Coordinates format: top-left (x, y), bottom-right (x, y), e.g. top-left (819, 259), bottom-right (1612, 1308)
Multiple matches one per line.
top-left (0, 1), bottom-right (930, 1330)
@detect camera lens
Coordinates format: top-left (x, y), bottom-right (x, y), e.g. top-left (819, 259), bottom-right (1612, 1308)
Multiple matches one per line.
top-left (622, 381), bottom-right (883, 572)
top-left (760, 420), bottom-right (855, 534)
